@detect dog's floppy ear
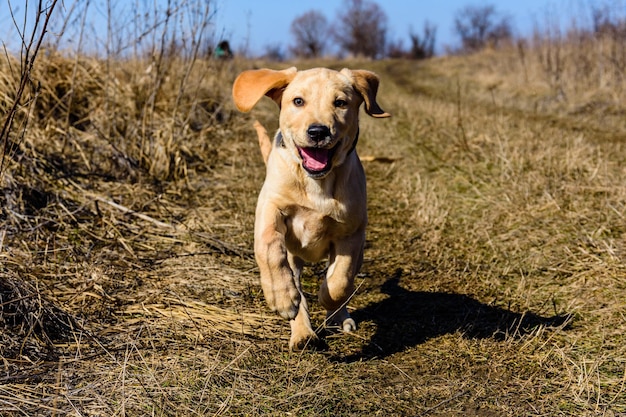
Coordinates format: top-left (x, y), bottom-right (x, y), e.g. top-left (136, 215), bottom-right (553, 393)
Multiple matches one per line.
top-left (232, 67), bottom-right (297, 112)
top-left (341, 68), bottom-right (391, 118)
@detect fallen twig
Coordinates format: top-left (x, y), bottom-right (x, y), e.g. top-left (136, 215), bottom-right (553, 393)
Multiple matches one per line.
top-left (92, 194), bottom-right (178, 230)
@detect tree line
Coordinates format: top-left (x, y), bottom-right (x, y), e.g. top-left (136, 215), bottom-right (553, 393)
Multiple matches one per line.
top-left (274, 0), bottom-right (514, 60)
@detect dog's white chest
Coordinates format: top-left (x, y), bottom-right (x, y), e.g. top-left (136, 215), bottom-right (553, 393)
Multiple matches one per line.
top-left (291, 212), bottom-right (324, 247)
top-left (284, 206), bottom-right (339, 261)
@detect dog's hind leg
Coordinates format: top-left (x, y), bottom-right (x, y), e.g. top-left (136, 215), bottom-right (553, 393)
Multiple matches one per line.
top-left (253, 120), bottom-right (272, 165)
top-left (318, 232), bottom-right (363, 333)
top-left (286, 253), bottom-right (319, 350)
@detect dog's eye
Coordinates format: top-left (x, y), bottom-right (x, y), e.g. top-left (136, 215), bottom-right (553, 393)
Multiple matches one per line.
top-left (293, 97), bottom-right (305, 107)
top-left (334, 99), bottom-right (348, 108)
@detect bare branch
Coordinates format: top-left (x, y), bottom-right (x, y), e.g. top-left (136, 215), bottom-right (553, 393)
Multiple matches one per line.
top-left (1, 0), bottom-right (60, 176)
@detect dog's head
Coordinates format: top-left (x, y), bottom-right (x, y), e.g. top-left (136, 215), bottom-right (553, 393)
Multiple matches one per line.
top-left (233, 67), bottom-right (390, 179)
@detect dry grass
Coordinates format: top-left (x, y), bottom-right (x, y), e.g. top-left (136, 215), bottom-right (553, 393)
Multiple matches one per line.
top-left (1, 38), bottom-right (626, 416)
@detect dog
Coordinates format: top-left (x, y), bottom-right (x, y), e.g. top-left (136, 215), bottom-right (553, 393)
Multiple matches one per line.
top-left (232, 67), bottom-right (390, 349)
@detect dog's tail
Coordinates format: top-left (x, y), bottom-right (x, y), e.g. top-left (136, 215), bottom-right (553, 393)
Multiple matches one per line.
top-left (253, 120), bottom-right (272, 165)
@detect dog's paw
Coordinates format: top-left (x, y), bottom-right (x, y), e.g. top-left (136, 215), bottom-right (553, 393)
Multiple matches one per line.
top-left (289, 330), bottom-right (324, 351)
top-left (325, 307), bottom-right (357, 333)
top-left (341, 317), bottom-right (356, 332)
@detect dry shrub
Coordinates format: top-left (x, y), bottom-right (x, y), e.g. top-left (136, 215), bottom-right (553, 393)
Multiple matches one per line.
top-left (32, 53), bottom-right (103, 130)
top-left (532, 28), bottom-right (626, 103)
top-left (11, 53), bottom-right (238, 183)
top-left (0, 47), bottom-right (254, 376)
top-left (0, 268), bottom-right (79, 379)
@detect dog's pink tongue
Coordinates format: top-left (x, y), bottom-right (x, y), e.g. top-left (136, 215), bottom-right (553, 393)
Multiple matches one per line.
top-left (300, 147), bottom-right (329, 171)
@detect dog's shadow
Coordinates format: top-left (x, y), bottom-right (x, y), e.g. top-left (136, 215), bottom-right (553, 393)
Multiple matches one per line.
top-left (331, 269), bottom-right (572, 362)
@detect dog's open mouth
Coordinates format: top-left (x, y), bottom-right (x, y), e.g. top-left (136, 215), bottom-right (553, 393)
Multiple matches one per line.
top-left (298, 146), bottom-right (335, 177)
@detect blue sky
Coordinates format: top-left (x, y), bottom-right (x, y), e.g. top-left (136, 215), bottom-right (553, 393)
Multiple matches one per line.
top-left (0, 0), bottom-right (613, 56)
top-left (214, 0), bottom-right (598, 54)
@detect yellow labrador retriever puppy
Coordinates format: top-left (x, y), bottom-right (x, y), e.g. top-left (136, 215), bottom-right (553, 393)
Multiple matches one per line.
top-left (232, 67), bottom-right (390, 349)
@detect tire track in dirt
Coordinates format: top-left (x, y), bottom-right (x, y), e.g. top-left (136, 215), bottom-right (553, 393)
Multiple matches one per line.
top-left (379, 59), bottom-right (626, 145)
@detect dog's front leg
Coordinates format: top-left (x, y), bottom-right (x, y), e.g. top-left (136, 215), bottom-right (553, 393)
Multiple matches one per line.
top-left (319, 230), bottom-right (365, 332)
top-left (254, 204), bottom-right (300, 320)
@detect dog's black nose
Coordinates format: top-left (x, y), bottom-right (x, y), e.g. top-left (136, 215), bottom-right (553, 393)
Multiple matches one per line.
top-left (307, 124), bottom-right (330, 142)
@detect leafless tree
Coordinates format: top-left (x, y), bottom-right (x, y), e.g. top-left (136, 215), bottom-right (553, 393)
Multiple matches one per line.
top-left (409, 21), bottom-right (437, 59)
top-left (592, 4), bottom-right (626, 38)
top-left (289, 10), bottom-right (329, 58)
top-left (453, 5), bottom-right (513, 52)
top-left (332, 0), bottom-right (388, 59)
top-left (387, 22), bottom-right (437, 60)
top-left (386, 38), bottom-right (407, 59)
top-left (263, 43), bottom-right (286, 61)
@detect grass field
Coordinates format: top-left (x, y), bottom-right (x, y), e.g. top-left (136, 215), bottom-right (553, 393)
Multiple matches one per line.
top-left (1, 45), bottom-right (626, 415)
